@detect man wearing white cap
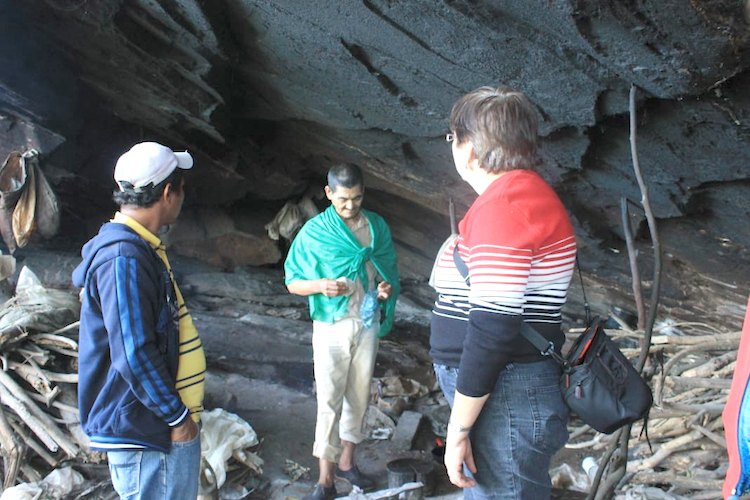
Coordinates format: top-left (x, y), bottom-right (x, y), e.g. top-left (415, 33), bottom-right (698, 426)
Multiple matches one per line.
top-left (73, 142), bottom-right (206, 499)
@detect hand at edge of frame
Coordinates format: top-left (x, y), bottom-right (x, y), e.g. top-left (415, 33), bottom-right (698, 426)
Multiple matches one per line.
top-left (444, 431), bottom-right (477, 488)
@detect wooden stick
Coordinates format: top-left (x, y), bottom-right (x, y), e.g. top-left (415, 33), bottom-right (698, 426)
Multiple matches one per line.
top-left (7, 360), bottom-right (59, 406)
top-left (717, 361), bottom-right (737, 378)
top-left (29, 333), bottom-right (78, 351)
top-left (689, 423), bottom-right (726, 449)
top-left (7, 417), bottom-right (58, 468)
top-left (0, 406), bottom-right (23, 488)
top-left (595, 463), bottom-right (624, 500)
top-left (633, 429), bottom-right (703, 471)
top-left (9, 359), bottom-right (77, 384)
top-left (652, 322), bottom-right (728, 335)
top-left (666, 387), bottom-right (711, 403)
top-left (568, 424), bottom-right (596, 440)
top-left (0, 382), bottom-right (58, 452)
top-left (688, 492), bottom-right (726, 500)
top-left (0, 370), bottom-right (78, 456)
top-left (38, 370), bottom-right (78, 384)
top-left (42, 345), bottom-right (79, 358)
top-left (47, 321), bottom-right (80, 336)
top-left (28, 392), bottom-right (79, 417)
top-left (629, 471), bottom-right (723, 491)
top-left (620, 197), bottom-right (646, 330)
top-left (589, 83), bottom-right (665, 500)
top-left (15, 344), bottom-right (51, 366)
top-left (682, 351), bottom-right (736, 378)
top-left (665, 376), bottom-right (731, 390)
top-left (655, 340), bottom-right (736, 404)
top-left (650, 332), bottom-right (740, 346)
top-left (660, 402), bottom-right (725, 415)
top-left (18, 463), bottom-right (41, 483)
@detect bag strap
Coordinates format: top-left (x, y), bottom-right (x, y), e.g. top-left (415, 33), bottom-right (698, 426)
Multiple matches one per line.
top-left (519, 322), bottom-right (568, 366)
top-left (452, 244), bottom-right (568, 366)
top-left (576, 254), bottom-right (591, 324)
top-left (453, 243), bottom-right (469, 285)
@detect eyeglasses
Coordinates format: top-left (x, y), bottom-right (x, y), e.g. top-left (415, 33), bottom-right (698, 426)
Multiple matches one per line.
top-left (445, 133), bottom-right (456, 143)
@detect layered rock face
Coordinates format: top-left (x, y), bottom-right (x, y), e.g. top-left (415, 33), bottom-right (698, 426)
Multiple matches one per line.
top-left (0, 0), bottom-right (748, 323)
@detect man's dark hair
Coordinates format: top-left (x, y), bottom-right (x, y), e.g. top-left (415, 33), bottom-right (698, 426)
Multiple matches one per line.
top-left (112, 169), bottom-right (184, 208)
top-left (327, 163), bottom-right (364, 191)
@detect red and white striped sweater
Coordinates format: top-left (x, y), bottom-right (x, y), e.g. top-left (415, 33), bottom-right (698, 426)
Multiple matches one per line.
top-left (430, 169), bottom-right (576, 397)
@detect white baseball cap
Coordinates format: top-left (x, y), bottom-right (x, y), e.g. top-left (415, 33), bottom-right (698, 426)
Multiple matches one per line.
top-left (114, 142), bottom-right (193, 191)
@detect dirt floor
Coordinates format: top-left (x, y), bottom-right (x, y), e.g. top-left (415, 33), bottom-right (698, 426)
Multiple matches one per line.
top-left (7, 249), bottom-right (622, 499)
top-left (204, 368), bottom-right (462, 499)
top-left (204, 367), bottom-right (590, 500)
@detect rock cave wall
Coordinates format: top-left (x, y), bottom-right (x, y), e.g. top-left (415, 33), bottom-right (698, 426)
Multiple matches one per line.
top-left (0, 0), bottom-right (748, 325)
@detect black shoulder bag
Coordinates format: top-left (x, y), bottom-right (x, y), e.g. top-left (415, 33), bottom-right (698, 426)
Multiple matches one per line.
top-left (453, 246), bottom-right (652, 434)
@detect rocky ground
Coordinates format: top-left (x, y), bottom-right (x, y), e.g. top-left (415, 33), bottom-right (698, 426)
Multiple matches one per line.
top-left (9, 245), bottom-right (748, 499)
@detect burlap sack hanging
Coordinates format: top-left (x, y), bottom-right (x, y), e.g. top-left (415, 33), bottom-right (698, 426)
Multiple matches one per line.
top-left (7, 150), bottom-right (61, 250)
top-left (29, 154), bottom-right (60, 239)
top-left (0, 152), bottom-right (28, 253)
top-left (12, 151), bottom-right (38, 249)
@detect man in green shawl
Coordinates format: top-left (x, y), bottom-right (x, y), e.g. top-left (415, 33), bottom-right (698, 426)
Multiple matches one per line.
top-left (285, 163), bottom-right (400, 500)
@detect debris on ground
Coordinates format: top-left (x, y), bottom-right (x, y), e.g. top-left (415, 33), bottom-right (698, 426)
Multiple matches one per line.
top-left (338, 481), bottom-right (423, 500)
top-left (282, 459), bottom-right (311, 482)
top-left (371, 375), bottom-right (429, 417)
top-left (0, 258), bottom-right (741, 499)
top-left (0, 266), bottom-right (83, 490)
top-left (200, 407), bottom-right (264, 498)
top-left (0, 466), bottom-right (84, 500)
top-left (0, 266), bottom-right (266, 498)
top-left (365, 406), bottom-right (396, 441)
top-left (565, 319), bottom-right (736, 499)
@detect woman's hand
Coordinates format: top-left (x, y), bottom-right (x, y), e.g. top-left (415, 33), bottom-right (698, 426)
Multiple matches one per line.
top-left (444, 431), bottom-right (477, 488)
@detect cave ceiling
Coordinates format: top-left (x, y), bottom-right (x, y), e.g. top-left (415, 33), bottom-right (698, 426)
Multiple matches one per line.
top-left (1, 0), bottom-right (749, 325)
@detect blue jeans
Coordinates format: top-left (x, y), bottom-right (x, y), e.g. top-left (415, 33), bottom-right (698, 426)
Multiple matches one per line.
top-left (435, 360), bottom-right (569, 499)
top-left (107, 432), bottom-right (201, 500)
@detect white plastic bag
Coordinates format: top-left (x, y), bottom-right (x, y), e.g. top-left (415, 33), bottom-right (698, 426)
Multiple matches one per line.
top-left (0, 466), bottom-right (84, 500)
top-left (200, 408), bottom-right (261, 489)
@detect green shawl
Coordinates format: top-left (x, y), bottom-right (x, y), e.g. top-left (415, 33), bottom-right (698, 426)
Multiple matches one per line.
top-left (284, 206), bottom-right (400, 337)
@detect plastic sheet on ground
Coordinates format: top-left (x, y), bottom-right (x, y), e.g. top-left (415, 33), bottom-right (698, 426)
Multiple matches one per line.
top-left (0, 466), bottom-right (84, 500)
top-left (337, 481), bottom-right (423, 499)
top-left (550, 462), bottom-right (590, 493)
top-left (201, 407), bottom-right (262, 490)
top-left (0, 266), bottom-right (80, 348)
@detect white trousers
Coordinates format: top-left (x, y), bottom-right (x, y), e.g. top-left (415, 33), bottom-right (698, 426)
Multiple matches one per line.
top-left (311, 318), bottom-right (378, 463)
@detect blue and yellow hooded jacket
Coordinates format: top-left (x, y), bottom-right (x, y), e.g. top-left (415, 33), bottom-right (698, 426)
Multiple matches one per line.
top-left (72, 221), bottom-right (189, 452)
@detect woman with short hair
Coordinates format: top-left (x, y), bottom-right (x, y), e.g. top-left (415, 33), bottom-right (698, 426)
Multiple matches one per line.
top-left (430, 86), bottom-right (576, 499)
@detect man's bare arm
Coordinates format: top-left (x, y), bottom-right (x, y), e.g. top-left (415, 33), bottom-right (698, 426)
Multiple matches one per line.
top-left (287, 279), bottom-right (348, 297)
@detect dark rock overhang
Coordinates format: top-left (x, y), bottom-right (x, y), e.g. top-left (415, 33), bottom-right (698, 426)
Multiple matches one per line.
top-left (0, 0), bottom-right (748, 326)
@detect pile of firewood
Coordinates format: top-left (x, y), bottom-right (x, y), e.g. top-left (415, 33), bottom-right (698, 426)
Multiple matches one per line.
top-left (0, 266), bottom-right (267, 498)
top-left (566, 320), bottom-right (738, 499)
top-left (0, 265), bottom-right (85, 490)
